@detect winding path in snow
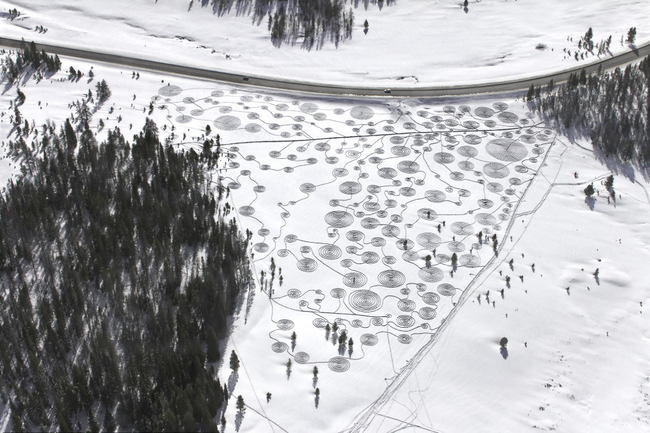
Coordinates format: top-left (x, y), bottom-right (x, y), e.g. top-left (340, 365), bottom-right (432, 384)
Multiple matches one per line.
top-left (0, 36), bottom-right (649, 97)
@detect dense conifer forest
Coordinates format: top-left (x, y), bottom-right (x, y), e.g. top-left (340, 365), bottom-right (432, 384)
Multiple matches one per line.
top-left (530, 55), bottom-right (650, 167)
top-left (0, 115), bottom-right (252, 431)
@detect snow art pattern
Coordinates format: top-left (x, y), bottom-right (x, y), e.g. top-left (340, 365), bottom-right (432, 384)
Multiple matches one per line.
top-left (152, 86), bottom-right (555, 373)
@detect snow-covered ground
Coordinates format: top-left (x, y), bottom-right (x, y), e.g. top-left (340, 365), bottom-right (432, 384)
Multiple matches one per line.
top-left (0, 0), bottom-right (649, 87)
top-left (1, 9), bottom-right (650, 430)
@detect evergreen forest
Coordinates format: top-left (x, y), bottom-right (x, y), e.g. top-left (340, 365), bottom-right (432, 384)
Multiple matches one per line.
top-left (0, 115), bottom-right (252, 431)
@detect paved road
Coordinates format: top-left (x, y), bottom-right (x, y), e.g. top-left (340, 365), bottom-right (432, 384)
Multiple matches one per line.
top-left (1, 36), bottom-right (649, 97)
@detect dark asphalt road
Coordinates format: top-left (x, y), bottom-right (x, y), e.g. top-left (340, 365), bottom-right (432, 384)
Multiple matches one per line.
top-left (1, 36), bottom-right (648, 97)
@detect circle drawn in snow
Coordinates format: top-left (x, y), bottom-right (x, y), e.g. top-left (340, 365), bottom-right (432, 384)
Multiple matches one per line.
top-left (339, 181), bottom-right (363, 195)
top-left (437, 283), bottom-right (457, 296)
top-left (483, 162), bottom-right (511, 179)
top-left (297, 258), bottom-right (318, 272)
top-left (396, 315), bottom-right (415, 328)
top-left (350, 106), bottom-right (374, 120)
top-left (397, 160), bottom-right (420, 174)
top-left (417, 232), bottom-right (441, 248)
top-left (360, 334), bottom-right (378, 346)
top-left (498, 112), bottom-right (519, 124)
top-left (474, 107), bottom-right (495, 118)
top-left (377, 270), bottom-right (406, 288)
top-left (397, 299), bottom-right (417, 312)
top-left (271, 342), bottom-right (288, 353)
top-left (277, 319), bottom-right (295, 330)
top-left (425, 190), bottom-right (447, 203)
top-left (245, 123), bottom-right (261, 133)
top-left (457, 145), bottom-right (479, 157)
top-left (176, 115), bottom-right (192, 123)
top-left (434, 152), bottom-right (455, 164)
top-left (325, 211), bottom-right (354, 228)
top-left (299, 183), bottom-right (316, 193)
top-left (330, 288), bottom-right (347, 299)
top-left (239, 205), bottom-right (255, 216)
top-left (486, 138), bottom-right (528, 162)
top-left (459, 254), bottom-right (481, 267)
top-left (418, 266), bottom-right (444, 283)
top-left (475, 213), bottom-right (497, 226)
top-left (158, 85), bottom-right (183, 97)
top-left (486, 182), bottom-right (503, 193)
top-left (214, 115), bottom-right (241, 130)
top-left (422, 292), bottom-right (440, 304)
top-left (397, 334), bottom-right (412, 344)
top-left (300, 102), bottom-right (318, 113)
top-left (287, 289), bottom-right (302, 298)
top-left (328, 356), bottom-right (350, 373)
top-left (294, 352), bottom-right (310, 364)
top-left (348, 289), bottom-right (382, 312)
top-left (450, 221), bottom-right (475, 236)
top-left (343, 272), bottom-right (368, 288)
top-left (419, 307), bottom-right (437, 320)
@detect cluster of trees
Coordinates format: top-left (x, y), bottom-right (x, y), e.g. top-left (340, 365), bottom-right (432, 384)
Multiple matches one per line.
top-left (204, 0), bottom-right (357, 49)
top-left (0, 115), bottom-right (252, 431)
top-left (529, 55), bottom-right (650, 167)
top-left (0, 40), bottom-right (61, 83)
top-left (267, 0), bottom-right (354, 48)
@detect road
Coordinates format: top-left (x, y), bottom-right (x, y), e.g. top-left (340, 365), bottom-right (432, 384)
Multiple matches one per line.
top-left (0, 36), bottom-right (649, 97)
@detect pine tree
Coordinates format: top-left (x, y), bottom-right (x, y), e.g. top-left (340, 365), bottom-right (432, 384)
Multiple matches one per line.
top-left (236, 395), bottom-right (245, 414)
top-left (229, 350), bottom-right (240, 373)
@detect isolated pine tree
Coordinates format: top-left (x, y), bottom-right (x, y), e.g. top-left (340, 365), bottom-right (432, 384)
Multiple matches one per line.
top-left (230, 351), bottom-right (240, 373)
top-left (236, 395), bottom-right (246, 414)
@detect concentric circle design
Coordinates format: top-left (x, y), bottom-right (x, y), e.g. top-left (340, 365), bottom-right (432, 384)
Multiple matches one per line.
top-left (214, 115), bottom-right (241, 130)
top-left (350, 106), bottom-right (374, 120)
top-left (397, 161), bottom-right (420, 174)
top-left (360, 334), bottom-right (379, 346)
top-left (418, 307), bottom-right (437, 320)
top-left (277, 319), bottom-right (295, 330)
top-left (381, 225), bottom-right (400, 238)
top-left (294, 352), bottom-right (310, 364)
top-left (328, 356), bottom-right (351, 372)
top-left (474, 107), bottom-right (495, 118)
top-left (159, 85), bottom-right (183, 97)
top-left (416, 232), bottom-right (442, 248)
top-left (349, 289), bottom-right (382, 312)
top-left (486, 139), bottom-right (528, 162)
top-left (325, 211), bottom-right (354, 228)
top-left (343, 272), bottom-right (368, 288)
top-left (330, 288), bottom-right (347, 299)
top-left (378, 167), bottom-right (398, 179)
top-left (287, 289), bottom-right (302, 298)
top-left (450, 221), bottom-right (475, 236)
top-left (483, 162), bottom-right (511, 179)
top-left (319, 244), bottom-right (342, 260)
top-left (312, 317), bottom-right (329, 328)
top-left (396, 315), bottom-right (416, 328)
top-left (437, 283), bottom-right (457, 296)
top-left (239, 205), bottom-right (255, 216)
top-left (271, 342), bottom-right (288, 353)
top-left (377, 270), bottom-right (406, 288)
top-left (418, 266), bottom-right (444, 283)
top-left (422, 292), bottom-right (440, 304)
top-left (397, 334), bottom-right (413, 344)
top-left (475, 213), bottom-right (497, 226)
top-left (459, 254), bottom-right (481, 267)
top-left (339, 181), bottom-right (363, 195)
top-left (434, 152), bottom-right (455, 164)
top-left (397, 299), bottom-right (417, 312)
top-left (297, 258), bottom-right (318, 272)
